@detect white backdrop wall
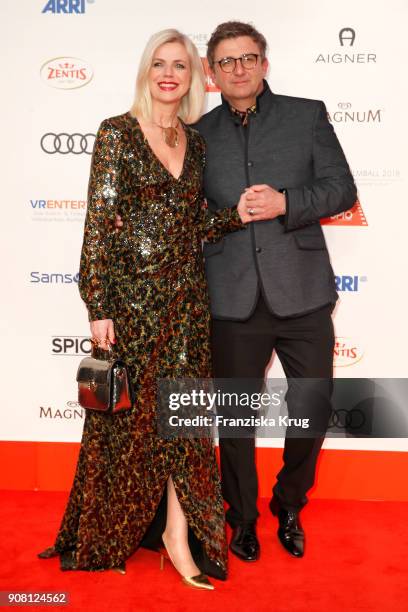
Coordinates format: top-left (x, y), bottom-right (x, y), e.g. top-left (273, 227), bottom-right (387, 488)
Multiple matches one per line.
top-left (1, 0), bottom-right (407, 452)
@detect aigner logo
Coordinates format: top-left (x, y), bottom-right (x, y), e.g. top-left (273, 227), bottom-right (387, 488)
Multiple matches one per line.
top-left (339, 27), bottom-right (356, 46)
top-left (40, 57), bottom-right (93, 89)
top-left (42, 0), bottom-right (95, 14)
top-left (41, 133), bottom-right (95, 155)
top-left (315, 27), bottom-right (376, 64)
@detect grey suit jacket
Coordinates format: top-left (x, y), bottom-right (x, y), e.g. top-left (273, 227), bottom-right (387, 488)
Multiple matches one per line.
top-left (194, 81), bottom-right (357, 319)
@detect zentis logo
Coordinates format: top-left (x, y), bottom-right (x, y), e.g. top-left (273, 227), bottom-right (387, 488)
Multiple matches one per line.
top-left (40, 57), bottom-right (93, 89)
top-left (321, 200), bottom-right (368, 226)
top-left (334, 337), bottom-right (364, 367)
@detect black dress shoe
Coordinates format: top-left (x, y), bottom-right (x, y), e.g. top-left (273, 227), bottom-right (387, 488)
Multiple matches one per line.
top-left (230, 524), bottom-right (260, 562)
top-left (195, 545), bottom-right (227, 581)
top-left (269, 497), bottom-right (304, 558)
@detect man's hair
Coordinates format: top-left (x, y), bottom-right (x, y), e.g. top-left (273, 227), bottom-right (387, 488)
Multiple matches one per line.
top-left (207, 21), bottom-right (268, 67)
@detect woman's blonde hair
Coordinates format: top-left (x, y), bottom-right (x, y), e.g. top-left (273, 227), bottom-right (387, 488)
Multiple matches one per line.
top-left (130, 29), bottom-right (205, 124)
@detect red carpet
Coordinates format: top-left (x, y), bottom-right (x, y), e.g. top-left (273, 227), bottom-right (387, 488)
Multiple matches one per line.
top-left (1, 491), bottom-right (407, 611)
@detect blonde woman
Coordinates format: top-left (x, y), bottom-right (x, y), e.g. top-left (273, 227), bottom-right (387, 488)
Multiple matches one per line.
top-left (38, 29), bottom-right (251, 590)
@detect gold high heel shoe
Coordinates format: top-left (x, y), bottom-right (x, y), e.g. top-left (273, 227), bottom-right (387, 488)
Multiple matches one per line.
top-left (160, 536), bottom-right (214, 591)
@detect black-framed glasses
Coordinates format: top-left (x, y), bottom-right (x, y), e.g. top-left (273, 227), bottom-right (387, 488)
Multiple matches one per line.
top-left (215, 53), bottom-right (260, 73)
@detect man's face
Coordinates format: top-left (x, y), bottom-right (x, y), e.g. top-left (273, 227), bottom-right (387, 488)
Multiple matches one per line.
top-left (210, 36), bottom-right (268, 106)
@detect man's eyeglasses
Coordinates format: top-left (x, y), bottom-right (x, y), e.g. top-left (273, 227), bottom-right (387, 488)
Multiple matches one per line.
top-left (214, 53), bottom-right (260, 73)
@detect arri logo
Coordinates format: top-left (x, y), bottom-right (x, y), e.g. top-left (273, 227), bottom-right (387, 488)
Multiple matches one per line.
top-left (30, 272), bottom-right (79, 284)
top-left (321, 200), bottom-right (368, 226)
top-left (335, 275), bottom-right (367, 292)
top-left (52, 336), bottom-right (91, 356)
top-left (42, 0), bottom-right (95, 14)
top-left (334, 337), bottom-right (364, 367)
top-left (40, 57), bottom-right (93, 89)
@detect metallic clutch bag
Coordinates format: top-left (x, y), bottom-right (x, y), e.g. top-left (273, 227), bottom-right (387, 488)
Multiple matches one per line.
top-left (76, 341), bottom-right (133, 413)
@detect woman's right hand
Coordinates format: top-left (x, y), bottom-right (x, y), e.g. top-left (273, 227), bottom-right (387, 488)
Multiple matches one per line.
top-left (90, 319), bottom-right (115, 348)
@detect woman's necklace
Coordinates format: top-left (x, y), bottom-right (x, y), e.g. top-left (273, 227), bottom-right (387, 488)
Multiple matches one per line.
top-left (153, 119), bottom-right (180, 148)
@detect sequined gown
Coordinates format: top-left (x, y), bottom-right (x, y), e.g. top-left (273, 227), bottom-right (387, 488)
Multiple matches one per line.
top-left (38, 113), bottom-right (244, 573)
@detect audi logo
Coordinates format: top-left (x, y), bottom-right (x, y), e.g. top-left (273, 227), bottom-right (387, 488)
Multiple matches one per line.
top-left (41, 132), bottom-right (96, 155)
top-left (328, 408), bottom-right (366, 430)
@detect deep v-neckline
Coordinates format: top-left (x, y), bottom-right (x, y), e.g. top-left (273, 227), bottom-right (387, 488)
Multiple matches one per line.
top-left (129, 113), bottom-right (189, 182)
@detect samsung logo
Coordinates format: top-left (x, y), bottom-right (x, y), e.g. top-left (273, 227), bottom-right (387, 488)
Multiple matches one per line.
top-left (30, 272), bottom-right (79, 284)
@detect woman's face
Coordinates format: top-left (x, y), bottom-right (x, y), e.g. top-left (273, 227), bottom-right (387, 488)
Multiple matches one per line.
top-left (148, 41), bottom-right (192, 107)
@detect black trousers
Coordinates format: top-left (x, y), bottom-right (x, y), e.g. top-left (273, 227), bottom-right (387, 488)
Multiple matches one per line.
top-left (211, 294), bottom-right (335, 527)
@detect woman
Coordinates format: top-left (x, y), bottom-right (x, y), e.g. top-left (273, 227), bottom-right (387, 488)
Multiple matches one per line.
top-left (38, 29), bottom-right (251, 590)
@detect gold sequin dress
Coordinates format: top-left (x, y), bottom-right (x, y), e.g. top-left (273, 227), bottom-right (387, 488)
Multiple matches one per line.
top-left (38, 113), bottom-right (244, 574)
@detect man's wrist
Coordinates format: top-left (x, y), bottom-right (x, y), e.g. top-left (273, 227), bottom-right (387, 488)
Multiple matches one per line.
top-left (278, 188), bottom-right (287, 215)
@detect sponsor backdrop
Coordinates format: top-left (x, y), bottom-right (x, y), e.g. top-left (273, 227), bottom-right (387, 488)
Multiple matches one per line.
top-left (1, 0), bottom-right (407, 479)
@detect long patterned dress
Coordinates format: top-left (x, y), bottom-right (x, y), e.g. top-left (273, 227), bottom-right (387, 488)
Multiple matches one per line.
top-left (38, 113), bottom-right (244, 573)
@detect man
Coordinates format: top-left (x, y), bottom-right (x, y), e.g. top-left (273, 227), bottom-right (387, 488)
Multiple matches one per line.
top-left (194, 21), bottom-right (356, 561)
top-left (116, 21), bottom-right (356, 562)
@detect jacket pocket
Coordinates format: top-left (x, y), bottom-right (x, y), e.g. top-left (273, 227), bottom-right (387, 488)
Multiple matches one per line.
top-left (203, 239), bottom-right (225, 258)
top-left (294, 234), bottom-right (327, 250)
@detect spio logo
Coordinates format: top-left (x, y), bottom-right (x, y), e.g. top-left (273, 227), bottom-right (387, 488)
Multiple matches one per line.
top-left (41, 133), bottom-right (95, 155)
top-left (334, 337), bottom-right (364, 367)
top-left (52, 336), bottom-right (91, 356)
top-left (42, 0), bottom-right (95, 14)
top-left (40, 57), bottom-right (93, 89)
top-left (30, 271), bottom-right (79, 284)
top-left (321, 200), bottom-right (368, 226)
top-left (335, 275), bottom-right (367, 292)
top-left (339, 27), bottom-right (356, 46)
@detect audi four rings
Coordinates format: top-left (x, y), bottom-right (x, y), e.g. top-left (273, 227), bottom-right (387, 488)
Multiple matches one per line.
top-left (41, 133), bottom-right (96, 154)
top-left (328, 408), bottom-right (366, 430)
